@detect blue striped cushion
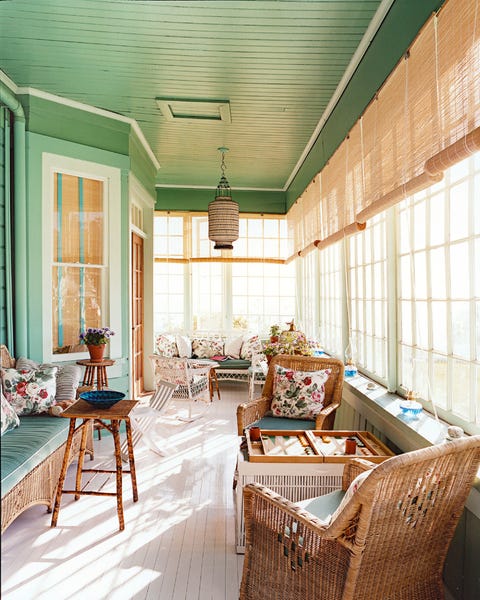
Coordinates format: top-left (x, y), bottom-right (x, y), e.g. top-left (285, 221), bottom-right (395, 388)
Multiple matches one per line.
top-left (252, 416), bottom-right (316, 430)
top-left (1, 416), bottom-right (71, 496)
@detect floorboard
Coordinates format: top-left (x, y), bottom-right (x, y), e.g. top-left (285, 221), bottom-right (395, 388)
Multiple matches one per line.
top-left (1, 382), bottom-right (246, 600)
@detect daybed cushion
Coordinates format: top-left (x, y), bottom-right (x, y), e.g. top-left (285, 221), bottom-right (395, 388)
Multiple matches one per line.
top-left (1, 415), bottom-right (72, 497)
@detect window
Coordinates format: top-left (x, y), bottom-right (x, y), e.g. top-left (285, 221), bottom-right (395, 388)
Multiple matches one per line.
top-left (43, 154), bottom-right (121, 361)
top-left (397, 154), bottom-right (480, 427)
top-left (348, 213), bottom-right (388, 383)
top-left (154, 212), bottom-right (295, 334)
top-left (304, 153), bottom-right (479, 433)
top-left (318, 241), bottom-right (343, 357)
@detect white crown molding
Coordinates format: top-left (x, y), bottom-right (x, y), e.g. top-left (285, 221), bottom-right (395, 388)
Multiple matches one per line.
top-left (2, 76), bottom-right (160, 172)
top-left (155, 183), bottom-right (283, 193)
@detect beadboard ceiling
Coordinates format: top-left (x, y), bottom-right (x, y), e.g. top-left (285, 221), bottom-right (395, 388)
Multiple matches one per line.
top-left (0, 0), bottom-right (437, 195)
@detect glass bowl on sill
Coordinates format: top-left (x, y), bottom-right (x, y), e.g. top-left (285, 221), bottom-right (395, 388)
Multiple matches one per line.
top-left (399, 400), bottom-right (423, 417)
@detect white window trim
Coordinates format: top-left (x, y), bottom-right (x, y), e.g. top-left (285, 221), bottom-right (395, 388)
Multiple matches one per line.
top-left (42, 153), bottom-right (122, 362)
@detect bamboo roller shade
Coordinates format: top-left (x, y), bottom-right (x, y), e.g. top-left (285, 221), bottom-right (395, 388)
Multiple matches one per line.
top-left (287, 0), bottom-right (480, 258)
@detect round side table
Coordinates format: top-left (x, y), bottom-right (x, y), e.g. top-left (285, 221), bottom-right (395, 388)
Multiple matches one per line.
top-left (76, 358), bottom-right (116, 390)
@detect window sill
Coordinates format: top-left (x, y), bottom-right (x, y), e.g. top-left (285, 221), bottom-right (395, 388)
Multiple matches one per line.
top-left (341, 372), bottom-right (480, 517)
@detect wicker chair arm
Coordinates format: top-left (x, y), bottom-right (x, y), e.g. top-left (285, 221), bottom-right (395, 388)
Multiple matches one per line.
top-left (241, 483), bottom-right (352, 599)
top-left (236, 396), bottom-right (272, 436)
top-left (187, 361), bottom-right (213, 377)
top-left (314, 401), bottom-right (341, 429)
top-left (342, 458), bottom-right (376, 490)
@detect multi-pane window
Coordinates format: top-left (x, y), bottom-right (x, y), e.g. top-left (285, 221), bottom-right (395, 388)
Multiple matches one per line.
top-left (52, 173), bottom-right (105, 354)
top-left (231, 261), bottom-right (296, 333)
top-left (347, 213), bottom-right (388, 383)
top-left (318, 241), bottom-right (343, 357)
top-left (154, 212), bottom-right (295, 334)
top-left (298, 251), bottom-right (318, 340)
top-left (397, 154), bottom-right (479, 427)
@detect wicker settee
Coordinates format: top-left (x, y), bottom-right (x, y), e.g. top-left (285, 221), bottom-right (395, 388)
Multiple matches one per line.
top-left (0, 345), bottom-right (93, 533)
top-left (155, 332), bottom-right (264, 383)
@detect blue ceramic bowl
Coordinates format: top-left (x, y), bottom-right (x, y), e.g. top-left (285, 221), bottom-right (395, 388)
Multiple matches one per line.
top-left (79, 390), bottom-right (125, 409)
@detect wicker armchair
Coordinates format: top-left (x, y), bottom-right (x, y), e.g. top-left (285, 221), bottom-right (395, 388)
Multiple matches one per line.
top-left (240, 435), bottom-right (480, 600)
top-left (149, 354), bottom-right (213, 421)
top-left (237, 354), bottom-right (344, 436)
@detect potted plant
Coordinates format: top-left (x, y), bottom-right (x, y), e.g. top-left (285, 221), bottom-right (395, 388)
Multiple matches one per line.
top-left (79, 327), bottom-right (115, 362)
top-left (269, 324), bottom-right (281, 343)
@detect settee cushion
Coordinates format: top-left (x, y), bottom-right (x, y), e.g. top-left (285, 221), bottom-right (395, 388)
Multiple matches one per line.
top-left (214, 358), bottom-right (251, 370)
top-left (1, 415), bottom-right (71, 497)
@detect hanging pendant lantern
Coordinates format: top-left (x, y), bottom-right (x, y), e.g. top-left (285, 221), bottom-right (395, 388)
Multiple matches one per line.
top-left (208, 147), bottom-right (239, 250)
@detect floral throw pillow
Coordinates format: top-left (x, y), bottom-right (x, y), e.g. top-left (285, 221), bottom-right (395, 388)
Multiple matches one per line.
top-left (1, 388), bottom-right (20, 435)
top-left (192, 338), bottom-right (224, 358)
top-left (271, 365), bottom-right (331, 420)
top-left (240, 335), bottom-right (263, 360)
top-left (1, 367), bottom-right (58, 416)
top-left (156, 334), bottom-right (178, 358)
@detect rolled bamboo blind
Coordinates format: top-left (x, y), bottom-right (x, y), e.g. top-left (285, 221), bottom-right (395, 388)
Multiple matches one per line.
top-left (287, 0), bottom-right (479, 259)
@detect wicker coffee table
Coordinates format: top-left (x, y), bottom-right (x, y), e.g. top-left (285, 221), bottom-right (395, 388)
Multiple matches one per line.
top-left (51, 399), bottom-right (138, 531)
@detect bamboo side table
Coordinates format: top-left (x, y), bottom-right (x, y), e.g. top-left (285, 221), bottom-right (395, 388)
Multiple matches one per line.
top-left (51, 399), bottom-right (138, 531)
top-left (76, 358), bottom-right (116, 390)
top-left (76, 359), bottom-right (116, 440)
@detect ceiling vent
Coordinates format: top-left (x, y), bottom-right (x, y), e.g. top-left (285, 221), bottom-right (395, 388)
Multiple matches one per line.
top-left (156, 98), bottom-right (231, 123)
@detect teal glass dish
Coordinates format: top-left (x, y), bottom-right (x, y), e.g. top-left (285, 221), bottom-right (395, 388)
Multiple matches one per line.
top-left (79, 390), bottom-right (125, 409)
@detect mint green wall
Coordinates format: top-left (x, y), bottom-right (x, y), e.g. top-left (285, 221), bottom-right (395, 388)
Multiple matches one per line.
top-left (0, 108), bottom-right (7, 346)
top-left (155, 187), bottom-right (286, 213)
top-left (21, 94), bottom-right (158, 194)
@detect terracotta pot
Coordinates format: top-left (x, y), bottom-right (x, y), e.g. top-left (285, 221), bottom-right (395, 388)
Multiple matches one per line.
top-left (270, 335), bottom-right (279, 343)
top-left (266, 355), bottom-right (273, 365)
top-left (87, 344), bottom-right (105, 362)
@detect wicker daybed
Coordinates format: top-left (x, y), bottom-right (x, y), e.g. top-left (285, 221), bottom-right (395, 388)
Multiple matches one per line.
top-left (1, 345), bottom-right (93, 533)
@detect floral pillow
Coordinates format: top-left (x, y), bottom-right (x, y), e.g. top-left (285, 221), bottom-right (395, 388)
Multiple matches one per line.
top-left (156, 334), bottom-right (179, 358)
top-left (192, 338), bottom-right (224, 359)
top-left (271, 365), bottom-right (331, 420)
top-left (1, 387), bottom-right (20, 435)
top-left (15, 357), bottom-right (81, 403)
top-left (1, 367), bottom-right (58, 416)
top-left (240, 335), bottom-right (263, 360)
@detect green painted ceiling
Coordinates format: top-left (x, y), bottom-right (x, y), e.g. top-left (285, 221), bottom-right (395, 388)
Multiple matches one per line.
top-left (0, 0), bottom-right (442, 205)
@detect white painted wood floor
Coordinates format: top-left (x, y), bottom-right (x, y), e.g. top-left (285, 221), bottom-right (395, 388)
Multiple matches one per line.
top-left (1, 382), bottom-right (249, 600)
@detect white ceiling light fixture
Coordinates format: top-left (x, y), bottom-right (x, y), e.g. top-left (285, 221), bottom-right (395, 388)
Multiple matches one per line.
top-left (208, 147), bottom-right (239, 250)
